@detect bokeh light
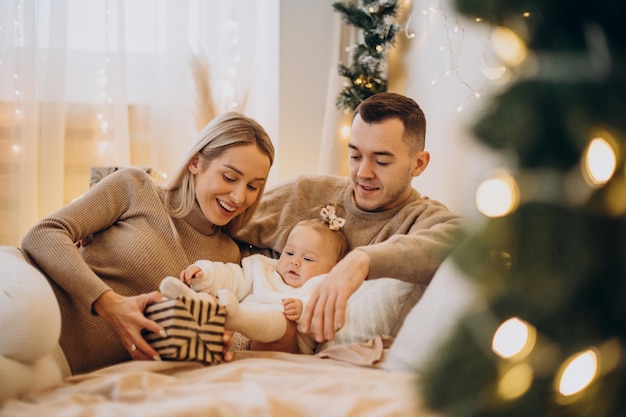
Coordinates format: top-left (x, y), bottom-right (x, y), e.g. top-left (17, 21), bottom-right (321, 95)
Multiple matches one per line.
top-left (340, 125), bottom-right (351, 139)
top-left (491, 26), bottom-right (528, 67)
top-left (492, 317), bottom-right (536, 360)
top-left (476, 173), bottom-right (519, 217)
top-left (583, 136), bottom-right (617, 185)
top-left (557, 349), bottom-right (598, 397)
top-left (498, 363), bottom-right (534, 400)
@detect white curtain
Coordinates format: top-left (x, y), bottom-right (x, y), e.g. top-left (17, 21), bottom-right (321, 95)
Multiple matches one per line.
top-left (0, 0), bottom-right (279, 246)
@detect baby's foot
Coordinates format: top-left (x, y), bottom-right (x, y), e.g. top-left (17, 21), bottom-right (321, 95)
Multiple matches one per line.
top-left (217, 289), bottom-right (240, 316)
top-left (160, 276), bottom-right (206, 300)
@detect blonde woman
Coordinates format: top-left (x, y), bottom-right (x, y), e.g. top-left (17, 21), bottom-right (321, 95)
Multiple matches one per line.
top-left (1, 112), bottom-right (274, 397)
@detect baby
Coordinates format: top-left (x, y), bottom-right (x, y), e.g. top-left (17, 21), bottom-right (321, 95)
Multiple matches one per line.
top-left (160, 204), bottom-right (347, 354)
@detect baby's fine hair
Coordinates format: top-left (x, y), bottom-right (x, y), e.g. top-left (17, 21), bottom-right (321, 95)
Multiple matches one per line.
top-left (294, 218), bottom-right (348, 263)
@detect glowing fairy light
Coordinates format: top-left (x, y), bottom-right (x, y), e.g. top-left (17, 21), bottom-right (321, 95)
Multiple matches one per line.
top-left (583, 137), bottom-right (616, 185)
top-left (481, 65), bottom-right (507, 80)
top-left (340, 125), bottom-right (351, 139)
top-left (557, 349), bottom-right (598, 396)
top-left (475, 172), bottom-right (519, 217)
top-left (498, 363), bottom-right (534, 400)
top-left (491, 26), bottom-right (527, 66)
top-left (492, 317), bottom-right (536, 360)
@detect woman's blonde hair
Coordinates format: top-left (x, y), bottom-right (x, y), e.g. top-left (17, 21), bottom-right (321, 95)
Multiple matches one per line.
top-left (159, 111), bottom-right (275, 235)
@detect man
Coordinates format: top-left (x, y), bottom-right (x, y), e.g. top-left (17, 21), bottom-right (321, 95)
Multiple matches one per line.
top-left (236, 92), bottom-right (467, 347)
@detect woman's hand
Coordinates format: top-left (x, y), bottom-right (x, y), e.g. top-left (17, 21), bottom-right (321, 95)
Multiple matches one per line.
top-left (222, 330), bottom-right (234, 362)
top-left (93, 290), bottom-right (166, 361)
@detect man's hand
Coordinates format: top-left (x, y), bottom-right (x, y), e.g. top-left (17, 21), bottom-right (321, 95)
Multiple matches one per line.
top-left (300, 249), bottom-right (370, 342)
top-left (93, 290), bottom-right (166, 361)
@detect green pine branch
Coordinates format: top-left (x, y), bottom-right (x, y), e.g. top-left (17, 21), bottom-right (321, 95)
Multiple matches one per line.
top-left (333, 0), bottom-right (400, 111)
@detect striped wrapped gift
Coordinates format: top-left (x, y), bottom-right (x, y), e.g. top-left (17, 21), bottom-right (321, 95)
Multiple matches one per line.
top-left (144, 296), bottom-right (226, 365)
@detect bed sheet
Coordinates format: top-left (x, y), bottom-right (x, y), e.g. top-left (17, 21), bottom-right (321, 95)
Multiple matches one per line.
top-left (0, 349), bottom-right (439, 417)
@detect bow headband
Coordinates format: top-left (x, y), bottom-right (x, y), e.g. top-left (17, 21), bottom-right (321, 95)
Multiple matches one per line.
top-left (320, 204), bottom-right (345, 231)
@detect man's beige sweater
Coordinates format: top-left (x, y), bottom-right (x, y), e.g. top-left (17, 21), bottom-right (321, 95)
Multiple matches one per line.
top-left (235, 175), bottom-right (468, 332)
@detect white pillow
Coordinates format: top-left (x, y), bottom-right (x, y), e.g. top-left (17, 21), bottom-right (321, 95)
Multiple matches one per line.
top-left (381, 256), bottom-right (483, 373)
top-left (316, 278), bottom-right (413, 352)
top-left (0, 246), bottom-right (64, 399)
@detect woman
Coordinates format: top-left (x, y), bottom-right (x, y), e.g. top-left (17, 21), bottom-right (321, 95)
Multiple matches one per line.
top-left (11, 111), bottom-right (274, 380)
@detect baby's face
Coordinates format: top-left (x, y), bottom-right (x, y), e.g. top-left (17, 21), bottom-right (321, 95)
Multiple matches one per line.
top-left (276, 225), bottom-right (336, 288)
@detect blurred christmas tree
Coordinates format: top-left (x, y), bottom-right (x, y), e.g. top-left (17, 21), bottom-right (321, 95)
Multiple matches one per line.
top-left (333, 0), bottom-right (400, 111)
top-left (420, 1), bottom-right (626, 416)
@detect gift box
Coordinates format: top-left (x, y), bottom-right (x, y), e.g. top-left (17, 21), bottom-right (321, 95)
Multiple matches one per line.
top-left (143, 296), bottom-right (226, 365)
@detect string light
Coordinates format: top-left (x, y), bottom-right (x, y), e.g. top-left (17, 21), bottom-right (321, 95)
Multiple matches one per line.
top-left (408, 2), bottom-right (533, 112)
top-left (96, 0), bottom-right (113, 163)
top-left (8, 0), bottom-right (24, 152)
top-left (218, 0), bottom-right (242, 112)
top-left (413, 1), bottom-right (493, 112)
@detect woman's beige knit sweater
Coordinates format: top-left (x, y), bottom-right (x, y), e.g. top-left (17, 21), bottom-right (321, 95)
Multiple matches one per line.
top-left (21, 168), bottom-right (240, 375)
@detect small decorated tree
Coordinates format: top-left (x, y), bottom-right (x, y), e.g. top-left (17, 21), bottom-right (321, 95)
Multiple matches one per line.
top-left (420, 0), bottom-right (626, 416)
top-left (333, 0), bottom-right (400, 111)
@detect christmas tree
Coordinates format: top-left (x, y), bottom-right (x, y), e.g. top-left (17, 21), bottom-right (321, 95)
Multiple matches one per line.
top-left (420, 1), bottom-right (626, 416)
top-left (332, 0), bottom-right (400, 111)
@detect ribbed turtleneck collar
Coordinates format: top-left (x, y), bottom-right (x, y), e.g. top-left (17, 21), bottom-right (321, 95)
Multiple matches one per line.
top-left (183, 199), bottom-right (220, 236)
top-left (341, 185), bottom-right (420, 220)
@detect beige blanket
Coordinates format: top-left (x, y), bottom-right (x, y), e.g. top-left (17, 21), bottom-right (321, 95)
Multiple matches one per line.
top-left (0, 339), bottom-right (439, 417)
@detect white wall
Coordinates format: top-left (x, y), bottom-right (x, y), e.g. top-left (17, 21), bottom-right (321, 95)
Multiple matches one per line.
top-left (278, 0), bottom-right (336, 182)
top-left (400, 3), bottom-right (508, 217)
top-left (278, 0), bottom-right (507, 217)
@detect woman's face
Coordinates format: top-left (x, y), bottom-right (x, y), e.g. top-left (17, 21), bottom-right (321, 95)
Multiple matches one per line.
top-left (189, 144), bottom-right (271, 226)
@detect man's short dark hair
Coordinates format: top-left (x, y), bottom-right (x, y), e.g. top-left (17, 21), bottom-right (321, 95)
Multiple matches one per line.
top-left (353, 92), bottom-right (426, 153)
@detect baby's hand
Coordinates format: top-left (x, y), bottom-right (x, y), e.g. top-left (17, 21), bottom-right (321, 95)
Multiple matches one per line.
top-left (179, 265), bottom-right (204, 285)
top-left (282, 298), bottom-right (303, 322)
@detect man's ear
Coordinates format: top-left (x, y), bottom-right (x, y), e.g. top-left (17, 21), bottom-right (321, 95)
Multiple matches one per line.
top-left (188, 154), bottom-right (200, 174)
top-left (411, 151), bottom-right (430, 177)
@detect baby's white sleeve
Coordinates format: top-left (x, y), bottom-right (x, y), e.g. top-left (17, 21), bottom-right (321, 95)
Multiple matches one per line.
top-left (190, 260), bottom-right (251, 300)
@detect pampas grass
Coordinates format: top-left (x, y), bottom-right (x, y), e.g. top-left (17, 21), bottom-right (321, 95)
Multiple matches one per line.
top-left (190, 52), bottom-right (217, 131)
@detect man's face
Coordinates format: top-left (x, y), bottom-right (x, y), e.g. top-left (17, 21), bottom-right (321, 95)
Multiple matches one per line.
top-left (348, 114), bottom-right (429, 212)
